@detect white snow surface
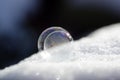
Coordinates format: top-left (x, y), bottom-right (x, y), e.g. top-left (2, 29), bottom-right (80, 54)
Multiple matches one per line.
top-left (1, 23), bottom-right (120, 80)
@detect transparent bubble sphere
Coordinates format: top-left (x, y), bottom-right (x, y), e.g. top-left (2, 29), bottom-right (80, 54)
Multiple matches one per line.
top-left (38, 27), bottom-right (73, 51)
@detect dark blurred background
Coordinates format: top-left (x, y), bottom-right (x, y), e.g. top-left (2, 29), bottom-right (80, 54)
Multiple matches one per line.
top-left (0, 0), bottom-right (120, 69)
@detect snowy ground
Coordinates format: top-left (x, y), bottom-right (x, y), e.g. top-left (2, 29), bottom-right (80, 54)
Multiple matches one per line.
top-left (1, 23), bottom-right (120, 80)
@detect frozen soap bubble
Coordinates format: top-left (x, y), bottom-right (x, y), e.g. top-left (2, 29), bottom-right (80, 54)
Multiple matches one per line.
top-left (38, 27), bottom-right (73, 51)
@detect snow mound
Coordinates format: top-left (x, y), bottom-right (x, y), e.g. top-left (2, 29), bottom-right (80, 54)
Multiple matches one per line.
top-left (1, 23), bottom-right (120, 80)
